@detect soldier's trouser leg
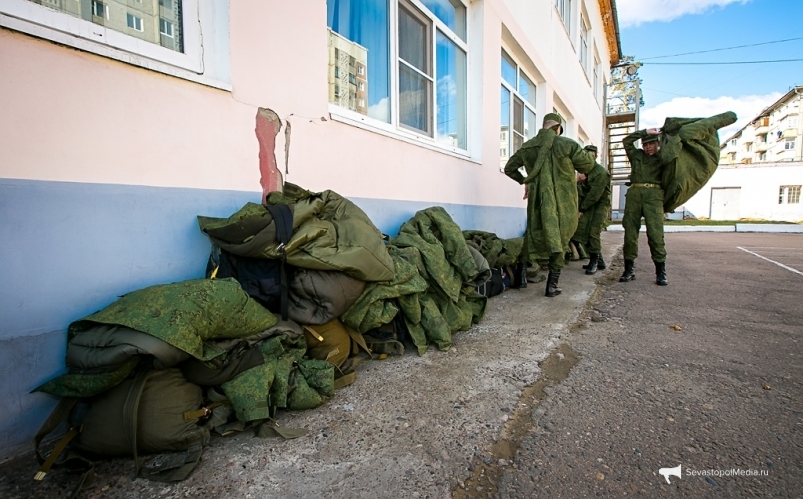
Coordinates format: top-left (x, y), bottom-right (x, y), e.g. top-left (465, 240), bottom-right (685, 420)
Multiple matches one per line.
top-left (587, 207), bottom-right (606, 254)
top-left (642, 189), bottom-right (667, 263)
top-left (622, 190), bottom-right (644, 262)
top-left (548, 252), bottom-right (565, 272)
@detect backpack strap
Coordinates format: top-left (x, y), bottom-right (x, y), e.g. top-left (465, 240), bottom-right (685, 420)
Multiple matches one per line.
top-left (34, 397), bottom-right (79, 473)
top-left (265, 203), bottom-right (293, 321)
top-left (33, 398), bottom-right (95, 499)
top-left (122, 369), bottom-right (151, 477)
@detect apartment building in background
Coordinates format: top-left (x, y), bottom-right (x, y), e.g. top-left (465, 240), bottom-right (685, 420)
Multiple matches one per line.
top-left (720, 86), bottom-right (802, 165)
top-left (680, 86), bottom-right (803, 221)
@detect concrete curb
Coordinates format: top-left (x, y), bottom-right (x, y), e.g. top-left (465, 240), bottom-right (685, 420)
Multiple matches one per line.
top-left (607, 224), bottom-right (803, 233)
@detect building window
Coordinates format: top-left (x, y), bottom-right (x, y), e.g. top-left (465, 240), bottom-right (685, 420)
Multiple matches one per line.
top-left (91, 1), bottom-right (108, 19)
top-left (779, 185), bottom-right (801, 204)
top-left (555, 0), bottom-right (572, 33)
top-left (759, 152), bottom-right (767, 161)
top-left (784, 138), bottom-right (796, 150)
top-left (126, 13), bottom-right (143, 31)
top-left (1, 0), bottom-right (226, 86)
top-left (327, 0), bottom-right (468, 151)
top-left (500, 49), bottom-right (537, 169)
top-left (159, 18), bottom-right (174, 38)
top-left (745, 142), bottom-right (752, 152)
top-left (579, 15), bottom-right (588, 73)
top-left (730, 139), bottom-right (737, 146)
top-left (593, 53), bottom-right (600, 102)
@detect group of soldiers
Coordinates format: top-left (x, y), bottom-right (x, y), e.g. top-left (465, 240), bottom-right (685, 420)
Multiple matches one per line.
top-left (504, 112), bottom-right (668, 297)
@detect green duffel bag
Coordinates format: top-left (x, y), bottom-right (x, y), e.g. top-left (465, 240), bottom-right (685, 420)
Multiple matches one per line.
top-left (74, 368), bottom-right (209, 458)
top-left (35, 368), bottom-right (212, 488)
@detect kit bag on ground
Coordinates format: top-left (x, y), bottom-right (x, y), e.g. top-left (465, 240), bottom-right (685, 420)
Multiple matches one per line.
top-left (476, 268), bottom-right (506, 297)
top-left (205, 203), bottom-right (295, 320)
top-left (35, 368), bottom-right (212, 488)
top-left (363, 311), bottom-right (408, 356)
top-left (303, 319), bottom-right (371, 388)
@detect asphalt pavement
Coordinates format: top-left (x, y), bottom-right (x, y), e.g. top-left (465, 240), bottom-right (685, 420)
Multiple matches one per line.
top-left (2, 231), bottom-right (800, 499)
top-left (497, 231), bottom-right (803, 498)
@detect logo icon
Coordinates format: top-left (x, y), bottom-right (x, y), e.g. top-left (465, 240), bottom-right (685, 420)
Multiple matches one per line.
top-left (659, 464), bottom-right (682, 484)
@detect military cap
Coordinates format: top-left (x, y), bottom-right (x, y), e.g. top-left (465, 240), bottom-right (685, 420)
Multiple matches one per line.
top-left (642, 134), bottom-right (661, 145)
top-left (542, 112), bottom-right (563, 126)
top-left (584, 145), bottom-right (598, 153)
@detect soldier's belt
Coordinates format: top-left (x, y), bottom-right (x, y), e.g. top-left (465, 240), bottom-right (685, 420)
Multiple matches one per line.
top-left (630, 183), bottom-right (661, 189)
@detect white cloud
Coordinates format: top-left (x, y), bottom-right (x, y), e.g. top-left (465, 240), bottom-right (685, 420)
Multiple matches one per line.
top-left (639, 92), bottom-right (782, 140)
top-left (617, 0), bottom-right (750, 28)
top-left (368, 97), bottom-right (390, 123)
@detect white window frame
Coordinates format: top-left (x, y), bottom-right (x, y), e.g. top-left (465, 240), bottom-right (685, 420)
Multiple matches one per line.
top-left (779, 185), bottom-right (801, 204)
top-left (159, 17), bottom-right (173, 38)
top-left (91, 1), bottom-right (108, 20)
top-left (555, 0), bottom-right (572, 35)
top-left (500, 49), bottom-right (538, 166)
top-left (579, 14), bottom-right (588, 74)
top-left (126, 13), bottom-right (143, 32)
top-left (784, 138), bottom-right (795, 150)
top-left (592, 50), bottom-right (601, 103)
top-left (0, 0), bottom-right (231, 89)
top-left (327, 0), bottom-right (472, 158)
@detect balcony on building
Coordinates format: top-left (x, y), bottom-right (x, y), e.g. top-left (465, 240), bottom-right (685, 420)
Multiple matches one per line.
top-left (755, 116), bottom-right (770, 136)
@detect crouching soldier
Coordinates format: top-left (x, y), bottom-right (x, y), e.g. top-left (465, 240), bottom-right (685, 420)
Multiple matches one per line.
top-left (571, 145), bottom-right (611, 274)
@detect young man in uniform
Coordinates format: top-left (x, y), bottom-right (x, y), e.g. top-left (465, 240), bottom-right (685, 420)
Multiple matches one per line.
top-left (571, 145), bottom-right (611, 275)
top-left (619, 128), bottom-right (668, 285)
top-left (504, 113), bottom-right (595, 297)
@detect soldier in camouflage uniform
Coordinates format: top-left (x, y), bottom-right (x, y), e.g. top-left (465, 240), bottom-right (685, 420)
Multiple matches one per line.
top-left (620, 128), bottom-right (668, 285)
top-left (504, 113), bottom-right (595, 297)
top-left (571, 145), bottom-right (611, 275)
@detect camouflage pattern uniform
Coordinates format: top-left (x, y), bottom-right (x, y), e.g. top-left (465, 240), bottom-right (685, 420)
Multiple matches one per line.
top-left (622, 130), bottom-right (666, 264)
top-left (504, 113), bottom-right (595, 297)
top-left (572, 162), bottom-right (611, 254)
top-left (503, 121), bottom-right (595, 272)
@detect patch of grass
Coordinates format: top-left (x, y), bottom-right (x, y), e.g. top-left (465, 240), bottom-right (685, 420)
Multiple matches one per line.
top-left (663, 219), bottom-right (796, 225)
top-left (609, 219), bottom-right (801, 226)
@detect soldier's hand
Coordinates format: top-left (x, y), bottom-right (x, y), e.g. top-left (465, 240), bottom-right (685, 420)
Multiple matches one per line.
top-left (578, 212), bottom-right (583, 218)
top-left (523, 185), bottom-right (529, 200)
top-left (647, 128), bottom-right (662, 135)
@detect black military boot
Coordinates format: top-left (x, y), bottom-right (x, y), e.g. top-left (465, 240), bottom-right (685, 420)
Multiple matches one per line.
top-left (519, 263), bottom-right (528, 289)
top-left (545, 271), bottom-right (562, 297)
top-left (585, 254), bottom-right (599, 275)
top-left (583, 254), bottom-right (606, 270)
top-left (510, 261), bottom-right (527, 289)
top-left (619, 259), bottom-right (635, 282)
top-left (655, 261), bottom-right (668, 286)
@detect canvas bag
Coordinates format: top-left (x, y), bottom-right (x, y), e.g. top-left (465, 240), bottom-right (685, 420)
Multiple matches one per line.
top-left (35, 368), bottom-right (212, 489)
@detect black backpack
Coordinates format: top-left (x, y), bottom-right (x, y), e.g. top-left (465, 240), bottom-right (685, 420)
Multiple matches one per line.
top-left (476, 268), bottom-right (506, 297)
top-left (205, 204), bottom-right (295, 319)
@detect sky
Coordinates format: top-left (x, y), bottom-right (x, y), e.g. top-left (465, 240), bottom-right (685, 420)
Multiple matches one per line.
top-left (616, 0), bottom-right (803, 139)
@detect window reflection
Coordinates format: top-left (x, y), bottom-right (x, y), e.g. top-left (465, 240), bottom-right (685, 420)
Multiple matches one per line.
top-left (328, 0), bottom-right (391, 122)
top-left (436, 30), bottom-right (466, 149)
top-left (27, 0), bottom-right (183, 52)
top-left (419, 0), bottom-right (466, 40)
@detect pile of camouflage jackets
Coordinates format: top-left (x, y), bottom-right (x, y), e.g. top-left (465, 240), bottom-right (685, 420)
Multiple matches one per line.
top-left (34, 182), bottom-right (522, 483)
